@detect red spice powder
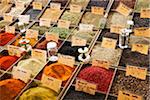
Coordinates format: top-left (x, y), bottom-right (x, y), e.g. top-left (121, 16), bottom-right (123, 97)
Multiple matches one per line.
top-left (0, 32), bottom-right (15, 46)
top-left (0, 56), bottom-right (19, 70)
top-left (0, 79), bottom-right (26, 100)
top-left (78, 66), bottom-right (114, 93)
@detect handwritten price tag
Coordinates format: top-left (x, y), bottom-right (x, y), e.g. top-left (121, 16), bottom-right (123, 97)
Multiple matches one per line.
top-left (32, 49), bottom-right (47, 64)
top-left (58, 20), bottom-right (71, 29)
top-left (71, 36), bottom-right (87, 46)
top-left (12, 67), bottom-right (31, 83)
top-left (33, 2), bottom-right (42, 10)
top-left (26, 29), bottom-right (39, 40)
top-left (5, 26), bottom-right (15, 34)
top-left (8, 45), bottom-right (23, 57)
top-left (4, 14), bottom-right (13, 22)
top-left (40, 18), bottom-right (51, 27)
top-left (110, 25), bottom-right (125, 34)
top-left (75, 79), bottom-right (97, 95)
top-left (131, 44), bottom-right (149, 55)
top-left (79, 24), bottom-right (93, 32)
top-left (70, 4), bottom-right (82, 13)
top-left (19, 15), bottom-right (30, 24)
top-left (116, 2), bottom-right (132, 16)
top-left (126, 65), bottom-right (147, 80)
top-left (41, 74), bottom-right (62, 93)
top-left (140, 8), bottom-right (150, 18)
top-left (50, 3), bottom-right (61, 10)
top-left (45, 32), bottom-right (59, 42)
top-left (134, 27), bottom-right (150, 38)
top-left (58, 54), bottom-right (75, 67)
top-left (118, 90), bottom-right (143, 100)
top-left (91, 7), bottom-right (104, 15)
top-left (101, 37), bottom-right (117, 49)
top-left (92, 59), bottom-right (110, 69)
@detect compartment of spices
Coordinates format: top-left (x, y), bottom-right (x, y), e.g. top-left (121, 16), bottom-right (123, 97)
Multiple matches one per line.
top-left (0, 50), bottom-right (21, 71)
top-left (106, 11), bottom-right (131, 28)
top-left (51, 0), bottom-right (68, 8)
top-left (69, 0), bottom-right (90, 9)
top-left (40, 2), bottom-right (63, 23)
top-left (135, 0), bottom-right (150, 12)
top-left (16, 0), bottom-right (33, 5)
top-left (110, 70), bottom-right (150, 100)
top-left (0, 16), bottom-right (13, 29)
top-left (119, 48), bottom-right (150, 70)
top-left (111, 0), bottom-right (136, 10)
top-left (91, 43), bottom-right (122, 67)
top-left (133, 13), bottom-right (150, 28)
top-left (0, 73), bottom-right (26, 100)
top-left (0, 1), bottom-right (12, 16)
top-left (86, 0), bottom-right (109, 10)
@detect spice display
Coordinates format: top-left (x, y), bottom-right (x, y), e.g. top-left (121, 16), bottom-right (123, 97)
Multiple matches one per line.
top-left (64, 86), bottom-right (106, 100)
top-left (8, 7), bottom-right (25, 17)
top-left (41, 8), bottom-right (62, 23)
top-left (112, 0), bottom-right (136, 9)
top-left (31, 23), bottom-right (51, 35)
top-left (78, 66), bottom-right (114, 92)
top-left (17, 58), bottom-right (45, 76)
top-left (0, 79), bottom-right (25, 100)
top-left (81, 12), bottom-right (103, 29)
top-left (0, 20), bottom-right (11, 29)
top-left (51, 0), bottom-right (68, 7)
top-left (19, 86), bottom-right (58, 100)
top-left (43, 63), bottom-right (74, 81)
top-left (0, 32), bottom-right (15, 46)
top-left (69, 0), bottom-right (89, 9)
top-left (110, 70), bottom-right (150, 100)
top-left (92, 45), bottom-right (122, 66)
top-left (129, 35), bottom-right (150, 47)
top-left (24, 8), bottom-right (41, 20)
top-left (0, 3), bottom-right (12, 16)
top-left (0, 56), bottom-right (19, 70)
top-left (49, 27), bottom-right (71, 39)
top-left (106, 12), bottom-right (131, 28)
top-left (61, 11), bottom-right (81, 25)
top-left (133, 13), bottom-right (150, 28)
top-left (16, 0), bottom-right (32, 5)
top-left (135, 0), bottom-right (150, 12)
top-left (119, 49), bottom-right (149, 70)
top-left (87, 0), bottom-right (109, 9)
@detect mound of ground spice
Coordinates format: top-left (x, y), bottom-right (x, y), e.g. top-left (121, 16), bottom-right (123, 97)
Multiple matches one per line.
top-left (0, 79), bottom-right (26, 100)
top-left (0, 56), bottom-right (19, 70)
top-left (78, 66), bottom-right (114, 93)
top-left (0, 32), bottom-right (15, 46)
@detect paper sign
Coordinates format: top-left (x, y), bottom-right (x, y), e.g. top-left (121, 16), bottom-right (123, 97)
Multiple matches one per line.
top-left (8, 45), bottom-right (23, 57)
top-left (126, 65), bottom-right (147, 80)
top-left (15, 2), bottom-right (25, 8)
top-left (12, 67), bottom-right (31, 83)
top-left (45, 32), bottom-right (59, 42)
top-left (134, 27), bottom-right (150, 38)
top-left (5, 26), bottom-right (15, 34)
top-left (118, 90), bottom-right (143, 100)
top-left (58, 54), bottom-right (75, 67)
top-left (32, 49), bottom-right (47, 64)
top-left (91, 7), bottom-right (104, 15)
top-left (4, 14), bottom-right (13, 22)
top-left (50, 3), bottom-right (61, 10)
top-left (70, 4), bottom-right (82, 13)
top-left (26, 29), bottom-right (39, 40)
top-left (41, 74), bottom-right (62, 93)
top-left (101, 37), bottom-right (117, 49)
top-left (92, 59), bottom-right (110, 69)
top-left (116, 2), bottom-right (132, 16)
top-left (33, 2), bottom-right (42, 10)
top-left (40, 18), bottom-right (51, 27)
top-left (19, 15), bottom-right (30, 24)
top-left (79, 24), bottom-right (93, 32)
top-left (58, 20), bottom-right (71, 29)
top-left (140, 8), bottom-right (150, 18)
top-left (131, 44), bottom-right (149, 55)
top-left (110, 25), bottom-right (125, 34)
top-left (71, 36), bottom-right (87, 46)
top-left (75, 79), bottom-right (97, 95)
